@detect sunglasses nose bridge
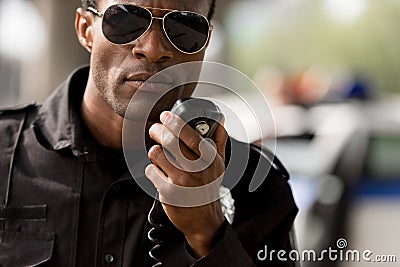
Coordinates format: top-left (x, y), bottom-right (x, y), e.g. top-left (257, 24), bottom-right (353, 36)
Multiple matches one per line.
top-left (150, 16), bottom-right (164, 31)
top-left (141, 16), bottom-right (173, 49)
top-left (132, 17), bottom-right (174, 62)
top-left (144, 16), bottom-right (163, 33)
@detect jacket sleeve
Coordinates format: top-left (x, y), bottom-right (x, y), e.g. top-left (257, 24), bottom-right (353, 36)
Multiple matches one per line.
top-left (191, 207), bottom-right (297, 267)
top-left (191, 221), bottom-right (255, 267)
top-left (189, 182), bottom-right (297, 267)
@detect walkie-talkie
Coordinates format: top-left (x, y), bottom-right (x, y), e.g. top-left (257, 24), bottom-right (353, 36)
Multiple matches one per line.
top-left (147, 98), bottom-right (222, 266)
top-left (171, 98), bottom-right (222, 138)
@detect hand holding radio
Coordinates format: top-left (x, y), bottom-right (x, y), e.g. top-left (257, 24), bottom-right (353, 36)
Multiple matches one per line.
top-left (145, 98), bottom-right (227, 258)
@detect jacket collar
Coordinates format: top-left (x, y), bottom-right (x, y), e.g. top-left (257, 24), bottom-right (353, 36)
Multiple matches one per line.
top-left (33, 66), bottom-right (95, 159)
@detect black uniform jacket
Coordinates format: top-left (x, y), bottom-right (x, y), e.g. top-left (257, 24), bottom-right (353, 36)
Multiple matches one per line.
top-left (0, 67), bottom-right (298, 267)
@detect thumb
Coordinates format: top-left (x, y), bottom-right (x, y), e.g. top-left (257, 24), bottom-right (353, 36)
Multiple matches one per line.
top-left (212, 115), bottom-right (227, 160)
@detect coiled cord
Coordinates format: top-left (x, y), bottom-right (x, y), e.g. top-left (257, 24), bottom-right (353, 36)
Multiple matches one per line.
top-left (148, 198), bottom-right (163, 267)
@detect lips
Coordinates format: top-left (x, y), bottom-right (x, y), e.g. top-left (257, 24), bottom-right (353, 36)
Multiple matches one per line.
top-left (125, 73), bottom-right (175, 93)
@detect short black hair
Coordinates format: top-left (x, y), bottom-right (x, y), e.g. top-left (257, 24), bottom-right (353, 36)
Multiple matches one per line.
top-left (81, 0), bottom-right (96, 9)
top-left (81, 0), bottom-right (217, 20)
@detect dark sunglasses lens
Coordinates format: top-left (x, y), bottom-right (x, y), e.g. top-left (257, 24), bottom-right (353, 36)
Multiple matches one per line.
top-left (164, 12), bottom-right (209, 53)
top-left (102, 5), bottom-right (151, 44)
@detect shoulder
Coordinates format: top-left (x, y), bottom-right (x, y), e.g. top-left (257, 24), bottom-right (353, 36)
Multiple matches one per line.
top-left (0, 103), bottom-right (38, 158)
top-left (225, 139), bottom-right (290, 189)
top-left (0, 102), bottom-right (37, 117)
top-left (0, 102), bottom-right (38, 130)
top-left (249, 142), bottom-right (289, 179)
top-left (225, 138), bottom-right (297, 217)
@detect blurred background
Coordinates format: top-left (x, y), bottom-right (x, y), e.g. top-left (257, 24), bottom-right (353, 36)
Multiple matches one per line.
top-left (1, 0), bottom-right (399, 266)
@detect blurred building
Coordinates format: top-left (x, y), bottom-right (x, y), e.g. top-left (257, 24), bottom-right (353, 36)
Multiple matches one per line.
top-left (0, 0), bottom-right (88, 106)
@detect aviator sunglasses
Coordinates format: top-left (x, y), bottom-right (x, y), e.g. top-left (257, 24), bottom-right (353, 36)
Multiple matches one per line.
top-left (87, 4), bottom-right (213, 54)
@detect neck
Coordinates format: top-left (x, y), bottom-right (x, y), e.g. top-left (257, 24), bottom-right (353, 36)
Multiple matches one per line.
top-left (81, 84), bottom-right (124, 150)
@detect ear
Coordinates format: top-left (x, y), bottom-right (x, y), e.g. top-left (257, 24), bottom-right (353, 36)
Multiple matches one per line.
top-left (75, 7), bottom-right (94, 53)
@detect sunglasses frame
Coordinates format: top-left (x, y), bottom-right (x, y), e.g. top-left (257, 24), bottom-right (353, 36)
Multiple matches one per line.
top-left (87, 4), bottom-right (213, 55)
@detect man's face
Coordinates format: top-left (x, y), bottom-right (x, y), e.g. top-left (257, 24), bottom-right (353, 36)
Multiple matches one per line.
top-left (87, 0), bottom-right (212, 119)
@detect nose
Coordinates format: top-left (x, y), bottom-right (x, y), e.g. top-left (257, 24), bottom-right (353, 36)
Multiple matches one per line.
top-left (132, 23), bottom-right (174, 63)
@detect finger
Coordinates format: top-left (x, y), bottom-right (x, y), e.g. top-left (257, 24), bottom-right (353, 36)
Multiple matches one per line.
top-left (148, 145), bottom-right (182, 176)
top-left (149, 123), bottom-right (218, 173)
top-left (149, 123), bottom-right (216, 172)
top-left (161, 111), bottom-right (217, 158)
top-left (149, 123), bottom-right (198, 162)
top-left (145, 164), bottom-right (167, 191)
top-left (212, 114), bottom-right (228, 160)
top-left (145, 164), bottom-right (222, 207)
top-left (148, 146), bottom-right (209, 186)
top-left (160, 111), bottom-right (221, 170)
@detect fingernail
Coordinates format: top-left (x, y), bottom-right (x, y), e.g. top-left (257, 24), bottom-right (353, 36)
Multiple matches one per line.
top-left (160, 111), bottom-right (171, 124)
top-left (145, 164), bottom-right (154, 177)
top-left (148, 124), bottom-right (156, 135)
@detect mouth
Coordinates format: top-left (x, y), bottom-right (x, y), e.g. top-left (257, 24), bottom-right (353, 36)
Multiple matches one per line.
top-left (125, 73), bottom-right (175, 93)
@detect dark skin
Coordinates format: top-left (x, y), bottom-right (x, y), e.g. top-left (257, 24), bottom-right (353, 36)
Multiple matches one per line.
top-left (75, 0), bottom-right (227, 258)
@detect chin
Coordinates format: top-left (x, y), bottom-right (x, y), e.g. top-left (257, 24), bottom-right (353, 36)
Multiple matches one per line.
top-left (110, 100), bottom-right (129, 118)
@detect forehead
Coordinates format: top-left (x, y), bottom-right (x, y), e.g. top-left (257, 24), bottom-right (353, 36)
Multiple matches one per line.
top-left (98, 0), bottom-right (211, 16)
